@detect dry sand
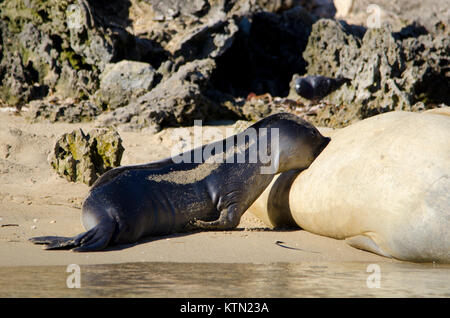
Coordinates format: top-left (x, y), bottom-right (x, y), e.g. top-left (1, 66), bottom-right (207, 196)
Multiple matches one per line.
top-left (0, 109), bottom-right (399, 267)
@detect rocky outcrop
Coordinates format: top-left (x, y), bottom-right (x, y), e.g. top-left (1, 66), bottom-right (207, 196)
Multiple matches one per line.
top-left (0, 1), bottom-right (97, 105)
top-left (96, 58), bottom-right (237, 131)
top-left (48, 128), bottom-right (124, 186)
top-left (0, 0), bottom-right (157, 107)
top-left (0, 0), bottom-right (319, 127)
top-left (294, 19), bottom-right (450, 127)
top-left (94, 60), bottom-right (157, 111)
top-left (26, 97), bottom-right (100, 123)
top-left (0, 0), bottom-right (448, 130)
top-left (336, 0), bottom-right (450, 32)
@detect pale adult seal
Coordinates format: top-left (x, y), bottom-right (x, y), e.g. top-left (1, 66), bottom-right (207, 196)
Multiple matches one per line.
top-left (30, 113), bottom-right (330, 252)
top-left (248, 111), bottom-right (450, 263)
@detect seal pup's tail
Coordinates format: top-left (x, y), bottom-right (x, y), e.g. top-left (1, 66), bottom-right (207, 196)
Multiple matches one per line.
top-left (29, 220), bottom-right (115, 252)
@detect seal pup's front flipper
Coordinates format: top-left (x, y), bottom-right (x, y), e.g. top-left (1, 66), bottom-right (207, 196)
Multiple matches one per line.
top-left (190, 204), bottom-right (242, 230)
top-left (29, 220), bottom-right (115, 252)
top-left (345, 234), bottom-right (392, 258)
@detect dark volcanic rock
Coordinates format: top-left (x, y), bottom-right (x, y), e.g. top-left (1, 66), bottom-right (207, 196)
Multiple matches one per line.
top-left (151, 0), bottom-right (209, 20)
top-left (123, 0), bottom-right (318, 112)
top-left (0, 0), bottom-right (321, 128)
top-left (96, 58), bottom-right (236, 131)
top-left (0, 0), bottom-right (156, 107)
top-left (94, 60), bottom-right (157, 110)
top-left (26, 97), bottom-right (101, 123)
top-left (3, 0), bottom-right (446, 130)
top-left (0, 50), bottom-right (40, 107)
top-left (296, 19), bottom-right (450, 127)
top-left (0, 0), bottom-right (101, 104)
top-left (210, 5), bottom-right (315, 98)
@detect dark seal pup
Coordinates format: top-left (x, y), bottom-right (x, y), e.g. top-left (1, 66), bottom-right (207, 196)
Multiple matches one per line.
top-left (30, 113), bottom-right (330, 252)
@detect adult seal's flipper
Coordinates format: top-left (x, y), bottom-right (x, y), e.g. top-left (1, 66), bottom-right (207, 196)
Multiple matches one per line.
top-left (345, 234), bottom-right (392, 258)
top-left (29, 220), bottom-right (115, 252)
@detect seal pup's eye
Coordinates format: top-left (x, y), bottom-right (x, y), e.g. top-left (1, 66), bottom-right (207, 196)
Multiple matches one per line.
top-left (308, 129), bottom-right (317, 138)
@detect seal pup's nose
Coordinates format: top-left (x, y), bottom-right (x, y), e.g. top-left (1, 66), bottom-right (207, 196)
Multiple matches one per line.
top-left (314, 137), bottom-right (331, 157)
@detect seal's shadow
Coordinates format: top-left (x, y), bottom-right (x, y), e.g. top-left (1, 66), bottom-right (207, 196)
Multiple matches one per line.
top-left (100, 229), bottom-right (246, 252)
top-left (102, 227), bottom-right (299, 252)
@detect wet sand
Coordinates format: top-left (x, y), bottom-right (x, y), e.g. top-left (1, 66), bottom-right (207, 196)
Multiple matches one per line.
top-left (2, 261), bottom-right (449, 297)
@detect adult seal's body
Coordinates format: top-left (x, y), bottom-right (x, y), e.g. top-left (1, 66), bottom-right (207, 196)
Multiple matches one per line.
top-left (248, 111), bottom-right (450, 263)
top-left (30, 113), bottom-right (330, 252)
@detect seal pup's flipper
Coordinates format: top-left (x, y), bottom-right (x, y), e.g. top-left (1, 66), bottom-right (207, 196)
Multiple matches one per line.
top-left (29, 235), bottom-right (76, 248)
top-left (345, 234), bottom-right (392, 258)
top-left (29, 221), bottom-right (115, 252)
top-left (190, 205), bottom-right (242, 230)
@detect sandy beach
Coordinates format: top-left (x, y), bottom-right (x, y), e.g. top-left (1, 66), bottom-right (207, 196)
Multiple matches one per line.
top-left (0, 109), bottom-right (398, 267)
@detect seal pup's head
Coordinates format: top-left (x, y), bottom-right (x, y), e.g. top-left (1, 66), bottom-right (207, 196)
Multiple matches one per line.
top-left (254, 113), bottom-right (330, 173)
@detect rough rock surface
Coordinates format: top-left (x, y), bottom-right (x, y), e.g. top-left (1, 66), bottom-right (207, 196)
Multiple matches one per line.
top-left (0, 0), bottom-right (448, 130)
top-left (0, 0), bottom-right (319, 127)
top-left (336, 0), bottom-right (450, 32)
top-left (26, 97), bottom-right (100, 123)
top-left (48, 128), bottom-right (124, 185)
top-left (237, 93), bottom-right (342, 124)
top-left (0, 1), bottom-right (99, 105)
top-left (97, 58), bottom-right (241, 131)
top-left (95, 60), bottom-right (157, 110)
top-left (293, 19), bottom-right (450, 127)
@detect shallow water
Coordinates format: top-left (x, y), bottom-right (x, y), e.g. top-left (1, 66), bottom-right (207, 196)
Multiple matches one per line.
top-left (0, 262), bottom-right (449, 297)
